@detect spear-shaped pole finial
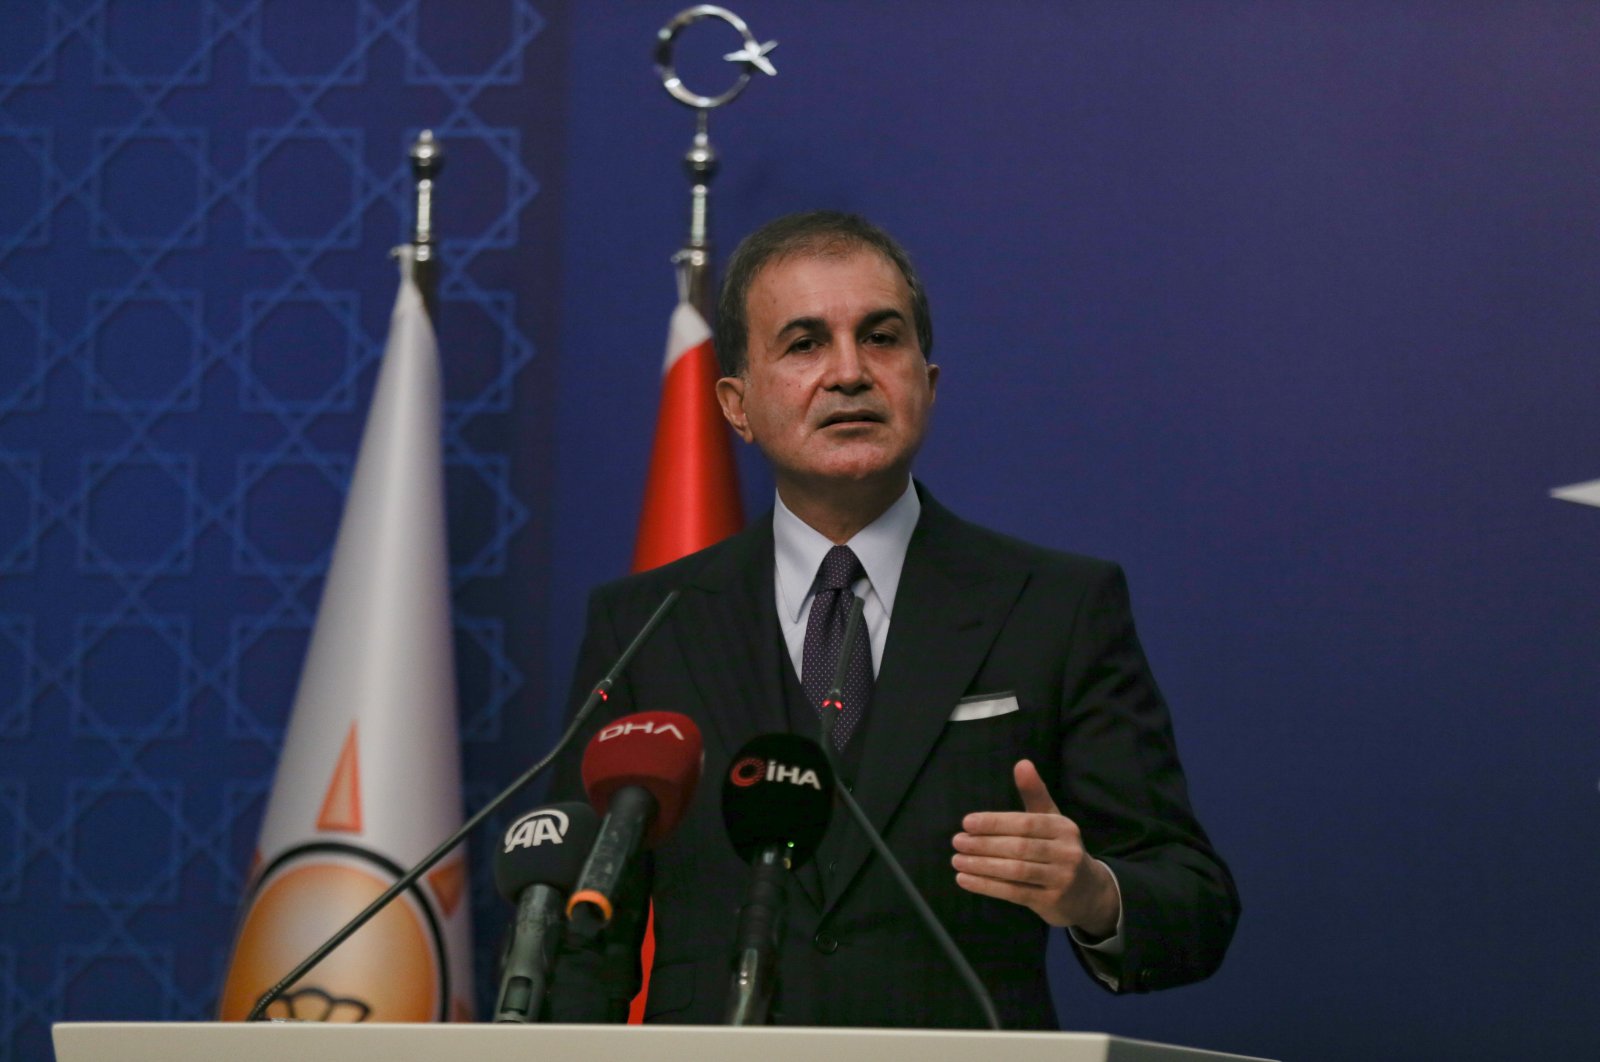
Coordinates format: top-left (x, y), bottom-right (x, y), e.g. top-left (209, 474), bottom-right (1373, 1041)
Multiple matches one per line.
top-left (409, 130), bottom-right (444, 319)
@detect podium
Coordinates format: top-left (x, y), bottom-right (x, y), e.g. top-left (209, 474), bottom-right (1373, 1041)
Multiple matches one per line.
top-left (53, 1022), bottom-right (1273, 1062)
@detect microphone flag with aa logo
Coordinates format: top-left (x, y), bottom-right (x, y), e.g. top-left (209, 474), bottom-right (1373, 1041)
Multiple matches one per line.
top-left (218, 249), bottom-right (474, 1023)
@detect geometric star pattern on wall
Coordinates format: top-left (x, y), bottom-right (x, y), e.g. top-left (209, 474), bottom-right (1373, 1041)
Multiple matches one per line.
top-left (0, 3), bottom-right (548, 1054)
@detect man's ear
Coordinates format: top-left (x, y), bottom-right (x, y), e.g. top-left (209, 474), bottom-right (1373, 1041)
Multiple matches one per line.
top-left (926, 362), bottom-right (940, 401)
top-left (716, 375), bottom-right (754, 442)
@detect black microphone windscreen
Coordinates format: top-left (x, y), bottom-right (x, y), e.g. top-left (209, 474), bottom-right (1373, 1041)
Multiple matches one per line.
top-left (494, 802), bottom-right (602, 901)
top-left (722, 734), bottom-right (834, 867)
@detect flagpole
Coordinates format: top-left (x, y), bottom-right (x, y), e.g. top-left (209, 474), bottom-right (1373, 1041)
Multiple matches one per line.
top-left (220, 131), bottom-right (473, 1024)
top-left (656, 5), bottom-right (778, 321)
top-left (410, 130), bottom-right (443, 321)
top-left (622, 5), bottom-right (777, 1021)
top-left (674, 111), bottom-right (716, 318)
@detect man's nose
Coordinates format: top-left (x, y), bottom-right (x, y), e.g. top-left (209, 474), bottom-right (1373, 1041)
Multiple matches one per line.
top-left (824, 340), bottom-right (871, 391)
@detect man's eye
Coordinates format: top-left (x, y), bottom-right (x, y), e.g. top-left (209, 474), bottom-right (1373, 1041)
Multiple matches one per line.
top-left (864, 330), bottom-right (896, 345)
top-left (788, 337), bottom-right (819, 354)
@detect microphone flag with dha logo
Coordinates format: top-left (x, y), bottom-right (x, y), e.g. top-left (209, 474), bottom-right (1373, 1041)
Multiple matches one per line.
top-left (217, 250), bottom-right (474, 1024)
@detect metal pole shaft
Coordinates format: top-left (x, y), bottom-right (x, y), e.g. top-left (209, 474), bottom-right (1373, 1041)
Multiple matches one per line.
top-left (410, 130), bottom-right (443, 321)
top-left (675, 111), bottom-right (718, 320)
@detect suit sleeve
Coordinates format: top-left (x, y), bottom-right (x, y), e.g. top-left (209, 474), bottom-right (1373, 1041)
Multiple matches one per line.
top-left (542, 586), bottom-right (653, 1023)
top-left (1055, 563), bottom-right (1240, 993)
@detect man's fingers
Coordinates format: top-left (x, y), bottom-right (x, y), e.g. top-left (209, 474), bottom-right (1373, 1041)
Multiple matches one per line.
top-left (953, 871), bottom-right (1049, 912)
top-left (1013, 758), bottom-right (1059, 816)
top-left (951, 831), bottom-right (1057, 863)
top-left (951, 852), bottom-right (1056, 887)
top-left (960, 809), bottom-right (1080, 840)
top-left (955, 763), bottom-right (1119, 932)
top-left (947, 831), bottom-right (1062, 863)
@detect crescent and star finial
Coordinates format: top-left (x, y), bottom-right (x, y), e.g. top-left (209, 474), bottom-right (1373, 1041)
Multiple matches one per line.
top-left (655, 5), bottom-right (777, 112)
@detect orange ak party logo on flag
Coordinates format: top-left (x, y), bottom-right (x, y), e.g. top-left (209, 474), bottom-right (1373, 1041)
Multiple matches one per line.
top-left (218, 251), bottom-right (474, 1023)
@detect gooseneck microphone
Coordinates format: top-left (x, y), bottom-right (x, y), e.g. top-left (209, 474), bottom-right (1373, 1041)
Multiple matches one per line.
top-left (492, 802), bottom-right (601, 1023)
top-left (565, 711), bottom-right (703, 935)
top-left (245, 590), bottom-right (680, 1023)
top-left (720, 733), bottom-right (834, 1025)
top-left (821, 595), bottom-right (1002, 1031)
top-left (820, 596), bottom-right (867, 749)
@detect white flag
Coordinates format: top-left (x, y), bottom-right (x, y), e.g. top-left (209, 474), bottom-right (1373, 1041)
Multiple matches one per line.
top-left (1551, 478), bottom-right (1600, 509)
top-left (219, 249), bottom-right (474, 1023)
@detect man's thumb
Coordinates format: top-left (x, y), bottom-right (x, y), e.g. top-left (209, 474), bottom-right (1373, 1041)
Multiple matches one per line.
top-left (1013, 759), bottom-right (1059, 815)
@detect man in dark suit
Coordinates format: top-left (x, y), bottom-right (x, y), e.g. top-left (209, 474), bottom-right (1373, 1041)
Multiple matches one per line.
top-left (548, 211), bottom-right (1237, 1028)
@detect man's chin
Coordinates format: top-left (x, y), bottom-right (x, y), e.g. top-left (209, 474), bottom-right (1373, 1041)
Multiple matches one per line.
top-left (788, 458), bottom-right (911, 491)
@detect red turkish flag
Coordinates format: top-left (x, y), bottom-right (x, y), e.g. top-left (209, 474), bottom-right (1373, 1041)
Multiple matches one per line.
top-left (633, 302), bottom-right (743, 572)
top-left (627, 301), bottom-right (743, 1022)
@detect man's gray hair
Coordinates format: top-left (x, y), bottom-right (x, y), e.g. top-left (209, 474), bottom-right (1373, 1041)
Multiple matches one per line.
top-left (714, 210), bottom-right (934, 377)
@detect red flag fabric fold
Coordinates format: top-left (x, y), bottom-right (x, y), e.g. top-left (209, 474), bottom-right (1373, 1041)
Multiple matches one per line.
top-left (634, 302), bottom-right (743, 573)
top-left (627, 300), bottom-right (744, 1023)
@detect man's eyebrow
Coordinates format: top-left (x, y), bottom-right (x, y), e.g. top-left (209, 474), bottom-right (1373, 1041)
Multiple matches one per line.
top-left (857, 308), bottom-right (907, 332)
top-left (773, 308), bottom-right (908, 338)
top-left (775, 315), bottom-right (827, 338)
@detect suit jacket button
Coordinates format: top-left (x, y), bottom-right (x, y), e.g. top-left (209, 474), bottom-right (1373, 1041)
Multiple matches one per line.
top-left (813, 932), bottom-right (839, 954)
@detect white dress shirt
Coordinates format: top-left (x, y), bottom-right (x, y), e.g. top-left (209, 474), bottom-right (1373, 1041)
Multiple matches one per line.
top-left (773, 480), bottom-right (920, 681)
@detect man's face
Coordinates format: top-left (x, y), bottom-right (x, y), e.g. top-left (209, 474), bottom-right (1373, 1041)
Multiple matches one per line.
top-left (716, 248), bottom-right (939, 500)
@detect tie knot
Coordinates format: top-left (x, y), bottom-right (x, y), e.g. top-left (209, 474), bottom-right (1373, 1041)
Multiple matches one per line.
top-left (815, 544), bottom-right (866, 593)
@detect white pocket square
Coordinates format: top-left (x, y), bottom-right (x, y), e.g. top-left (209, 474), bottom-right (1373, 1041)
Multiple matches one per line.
top-left (948, 693), bottom-right (1019, 722)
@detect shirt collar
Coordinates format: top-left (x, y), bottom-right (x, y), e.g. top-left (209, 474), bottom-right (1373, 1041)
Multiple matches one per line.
top-left (773, 480), bottom-right (921, 624)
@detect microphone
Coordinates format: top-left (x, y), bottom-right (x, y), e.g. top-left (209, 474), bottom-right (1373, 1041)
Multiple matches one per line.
top-left (721, 733), bottom-right (834, 1025)
top-left (565, 711), bottom-right (703, 934)
top-left (245, 589), bottom-right (680, 1022)
top-left (821, 595), bottom-right (1003, 1030)
top-left (492, 802), bottom-right (601, 1023)
top-left (820, 592), bottom-right (867, 748)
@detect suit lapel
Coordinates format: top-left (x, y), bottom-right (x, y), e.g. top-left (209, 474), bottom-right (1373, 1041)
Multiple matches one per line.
top-left (670, 518), bottom-right (788, 759)
top-left (820, 493), bottom-right (1028, 913)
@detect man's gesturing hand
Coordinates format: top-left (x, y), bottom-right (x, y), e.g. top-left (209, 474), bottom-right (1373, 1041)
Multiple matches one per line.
top-left (951, 759), bottom-right (1121, 938)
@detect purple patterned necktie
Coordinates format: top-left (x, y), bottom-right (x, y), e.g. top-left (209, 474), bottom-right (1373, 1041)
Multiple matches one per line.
top-left (801, 545), bottom-right (873, 748)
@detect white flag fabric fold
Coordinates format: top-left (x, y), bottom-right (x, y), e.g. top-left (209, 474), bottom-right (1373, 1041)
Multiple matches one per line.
top-left (219, 249), bottom-right (474, 1023)
top-left (1551, 478), bottom-right (1600, 508)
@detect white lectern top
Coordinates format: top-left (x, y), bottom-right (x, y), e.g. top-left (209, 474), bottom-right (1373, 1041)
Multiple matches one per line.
top-left (53, 1021), bottom-right (1275, 1062)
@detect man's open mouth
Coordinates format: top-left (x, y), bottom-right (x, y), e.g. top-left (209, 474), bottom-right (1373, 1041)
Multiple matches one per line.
top-left (820, 410), bottom-right (884, 427)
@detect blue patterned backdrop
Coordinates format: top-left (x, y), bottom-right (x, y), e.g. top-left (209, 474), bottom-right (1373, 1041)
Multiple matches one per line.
top-left (5, 3), bottom-right (1600, 1061)
top-left (0, 2), bottom-right (564, 1057)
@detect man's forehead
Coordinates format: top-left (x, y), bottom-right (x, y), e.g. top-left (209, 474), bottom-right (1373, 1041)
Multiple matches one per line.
top-left (747, 246), bottom-right (911, 316)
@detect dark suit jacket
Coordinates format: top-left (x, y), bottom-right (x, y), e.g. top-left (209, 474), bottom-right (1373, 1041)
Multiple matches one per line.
top-left (546, 488), bottom-right (1238, 1029)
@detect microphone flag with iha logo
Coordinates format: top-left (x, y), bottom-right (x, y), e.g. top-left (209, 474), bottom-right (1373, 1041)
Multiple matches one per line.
top-left (218, 250), bottom-right (474, 1023)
